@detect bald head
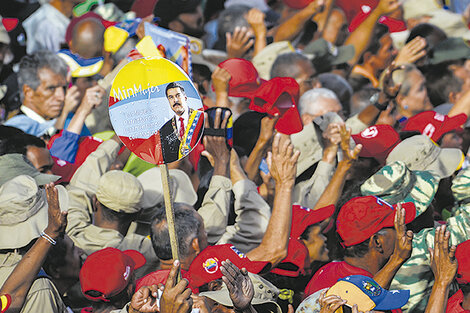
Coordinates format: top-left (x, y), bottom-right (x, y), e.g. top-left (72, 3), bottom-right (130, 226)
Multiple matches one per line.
top-left (70, 18), bottom-right (105, 59)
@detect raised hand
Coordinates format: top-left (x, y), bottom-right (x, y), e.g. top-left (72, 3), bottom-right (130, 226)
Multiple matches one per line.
top-left (220, 260), bottom-right (254, 311)
top-left (226, 27), bottom-right (254, 59)
top-left (338, 124), bottom-right (362, 166)
top-left (79, 85), bottom-right (106, 115)
top-left (267, 133), bottom-right (300, 186)
top-left (44, 183), bottom-right (68, 239)
top-left (64, 85), bottom-right (81, 114)
top-left (429, 225), bottom-right (458, 286)
top-left (245, 8), bottom-right (266, 37)
top-left (159, 260), bottom-right (193, 313)
top-left (376, 0), bottom-right (400, 15)
top-left (394, 36), bottom-right (427, 66)
top-left (211, 67), bottom-right (231, 98)
top-left (393, 203), bottom-right (414, 262)
top-left (202, 109), bottom-right (231, 176)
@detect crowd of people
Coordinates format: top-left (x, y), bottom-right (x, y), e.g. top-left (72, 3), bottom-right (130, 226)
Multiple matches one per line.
top-left (1, 0), bottom-right (470, 312)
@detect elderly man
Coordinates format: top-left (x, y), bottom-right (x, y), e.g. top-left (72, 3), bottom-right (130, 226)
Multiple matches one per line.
top-left (4, 51), bottom-right (69, 137)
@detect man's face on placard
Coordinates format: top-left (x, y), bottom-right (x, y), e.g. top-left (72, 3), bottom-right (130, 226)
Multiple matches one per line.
top-left (166, 87), bottom-right (188, 116)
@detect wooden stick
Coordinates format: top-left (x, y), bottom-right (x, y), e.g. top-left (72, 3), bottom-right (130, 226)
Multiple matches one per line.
top-left (159, 163), bottom-right (180, 281)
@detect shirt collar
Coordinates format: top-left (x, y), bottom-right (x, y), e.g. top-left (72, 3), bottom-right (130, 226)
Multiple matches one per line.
top-left (20, 105), bottom-right (47, 123)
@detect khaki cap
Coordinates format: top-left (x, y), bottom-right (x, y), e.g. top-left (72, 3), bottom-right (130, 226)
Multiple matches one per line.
top-left (386, 135), bottom-right (464, 179)
top-left (0, 154), bottom-right (60, 186)
top-left (96, 170), bottom-right (144, 214)
top-left (252, 41), bottom-right (295, 80)
top-left (137, 167), bottom-right (197, 221)
top-left (0, 175), bottom-right (68, 249)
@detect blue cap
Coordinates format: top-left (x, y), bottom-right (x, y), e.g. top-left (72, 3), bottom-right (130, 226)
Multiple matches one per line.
top-left (338, 275), bottom-right (410, 311)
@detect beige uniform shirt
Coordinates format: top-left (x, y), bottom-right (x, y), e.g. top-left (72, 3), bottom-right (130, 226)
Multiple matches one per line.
top-left (0, 252), bottom-right (67, 313)
top-left (198, 176), bottom-right (271, 253)
top-left (66, 140), bottom-right (158, 274)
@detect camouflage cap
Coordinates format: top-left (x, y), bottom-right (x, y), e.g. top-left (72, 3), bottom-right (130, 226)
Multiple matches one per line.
top-left (361, 161), bottom-right (439, 217)
top-left (451, 166), bottom-right (470, 202)
top-left (0, 154), bottom-right (60, 187)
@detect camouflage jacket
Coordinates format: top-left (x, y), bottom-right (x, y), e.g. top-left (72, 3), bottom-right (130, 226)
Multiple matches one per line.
top-left (391, 166), bottom-right (470, 313)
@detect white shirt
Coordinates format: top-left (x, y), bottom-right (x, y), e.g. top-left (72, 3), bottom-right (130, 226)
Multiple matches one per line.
top-left (23, 4), bottom-right (70, 54)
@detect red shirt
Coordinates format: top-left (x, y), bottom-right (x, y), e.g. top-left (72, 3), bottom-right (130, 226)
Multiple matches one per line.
top-left (304, 261), bottom-right (371, 296)
top-left (447, 290), bottom-right (470, 313)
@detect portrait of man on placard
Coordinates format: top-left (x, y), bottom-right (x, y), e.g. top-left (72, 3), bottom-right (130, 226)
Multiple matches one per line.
top-left (160, 81), bottom-right (203, 163)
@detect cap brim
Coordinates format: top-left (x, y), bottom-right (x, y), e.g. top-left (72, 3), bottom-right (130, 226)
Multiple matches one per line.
top-left (229, 79), bottom-right (267, 98)
top-left (275, 105), bottom-right (303, 135)
top-left (375, 289), bottom-right (410, 310)
top-left (296, 205), bottom-right (335, 238)
top-left (427, 148), bottom-right (464, 178)
top-left (123, 250), bottom-right (147, 270)
top-left (32, 172), bottom-right (61, 186)
top-left (440, 113), bottom-right (467, 136)
top-left (382, 202), bottom-right (416, 227)
top-left (331, 45), bottom-right (355, 65)
top-left (0, 189), bottom-right (48, 249)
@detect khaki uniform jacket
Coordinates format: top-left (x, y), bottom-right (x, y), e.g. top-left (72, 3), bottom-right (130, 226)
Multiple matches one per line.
top-left (0, 252), bottom-right (68, 313)
top-left (66, 140), bottom-right (158, 273)
top-left (198, 176), bottom-right (271, 253)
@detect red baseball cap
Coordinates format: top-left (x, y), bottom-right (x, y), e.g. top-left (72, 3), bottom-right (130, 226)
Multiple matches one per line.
top-left (352, 125), bottom-right (401, 164)
top-left (186, 244), bottom-right (271, 288)
top-left (291, 204), bottom-right (335, 239)
top-left (337, 196), bottom-right (416, 247)
top-left (251, 77), bottom-right (303, 135)
top-left (283, 0), bottom-right (314, 10)
top-left (348, 5), bottom-right (406, 33)
top-left (80, 247), bottom-right (146, 302)
top-left (271, 238), bottom-right (310, 277)
top-left (455, 240), bottom-right (470, 284)
top-left (401, 111), bottom-right (467, 142)
top-left (217, 58), bottom-right (266, 98)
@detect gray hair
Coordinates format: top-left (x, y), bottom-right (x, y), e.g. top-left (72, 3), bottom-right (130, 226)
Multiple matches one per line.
top-left (217, 5), bottom-right (251, 38)
top-left (270, 52), bottom-right (310, 79)
top-left (299, 87), bottom-right (339, 116)
top-left (18, 51), bottom-right (68, 100)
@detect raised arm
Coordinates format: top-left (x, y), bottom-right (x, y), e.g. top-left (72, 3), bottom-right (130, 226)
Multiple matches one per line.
top-left (425, 225), bottom-right (457, 313)
top-left (313, 125), bottom-right (361, 210)
top-left (244, 115), bottom-right (278, 182)
top-left (274, 0), bottom-right (325, 42)
top-left (374, 204), bottom-right (413, 289)
top-left (0, 184), bottom-right (67, 312)
top-left (246, 133), bottom-right (299, 267)
top-left (344, 0), bottom-right (400, 66)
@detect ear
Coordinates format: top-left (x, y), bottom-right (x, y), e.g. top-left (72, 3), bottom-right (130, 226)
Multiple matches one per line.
top-left (448, 91), bottom-right (458, 104)
top-left (371, 234), bottom-right (384, 254)
top-left (191, 237), bottom-right (201, 255)
top-left (301, 114), bottom-right (312, 126)
top-left (47, 266), bottom-right (61, 279)
top-left (23, 84), bottom-right (34, 99)
top-left (92, 196), bottom-right (99, 213)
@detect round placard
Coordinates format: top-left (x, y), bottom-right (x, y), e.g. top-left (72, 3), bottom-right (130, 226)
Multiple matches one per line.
top-left (109, 57), bottom-right (204, 164)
